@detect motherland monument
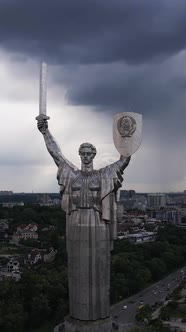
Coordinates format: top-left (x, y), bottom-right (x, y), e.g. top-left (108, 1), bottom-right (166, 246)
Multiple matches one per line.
top-left (36, 63), bottom-right (142, 332)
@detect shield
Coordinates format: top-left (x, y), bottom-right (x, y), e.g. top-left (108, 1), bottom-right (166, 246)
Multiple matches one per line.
top-left (113, 112), bottom-right (142, 156)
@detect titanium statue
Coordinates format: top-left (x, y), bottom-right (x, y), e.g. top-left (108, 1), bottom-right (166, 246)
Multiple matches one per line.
top-left (37, 118), bottom-right (130, 323)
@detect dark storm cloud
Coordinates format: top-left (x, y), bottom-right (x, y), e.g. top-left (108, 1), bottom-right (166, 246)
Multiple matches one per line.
top-left (53, 53), bottom-right (186, 136)
top-left (0, 0), bottom-right (186, 65)
top-left (1, 0), bottom-right (186, 146)
top-left (59, 61), bottom-right (182, 113)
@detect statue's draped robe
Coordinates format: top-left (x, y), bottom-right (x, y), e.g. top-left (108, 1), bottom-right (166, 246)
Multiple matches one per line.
top-left (57, 160), bottom-right (124, 321)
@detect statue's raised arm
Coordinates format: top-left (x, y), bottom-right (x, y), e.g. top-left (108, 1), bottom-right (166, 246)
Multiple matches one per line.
top-left (118, 154), bottom-right (131, 172)
top-left (37, 117), bottom-right (77, 170)
top-left (37, 117), bottom-right (62, 166)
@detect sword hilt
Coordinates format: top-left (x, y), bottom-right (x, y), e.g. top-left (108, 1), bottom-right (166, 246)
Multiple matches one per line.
top-left (35, 114), bottom-right (50, 121)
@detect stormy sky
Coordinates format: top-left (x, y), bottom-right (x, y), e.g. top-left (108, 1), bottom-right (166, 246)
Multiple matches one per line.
top-left (0, 0), bottom-right (186, 193)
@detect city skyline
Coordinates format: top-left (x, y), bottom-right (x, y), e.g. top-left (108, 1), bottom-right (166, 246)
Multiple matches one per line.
top-left (0, 1), bottom-right (186, 193)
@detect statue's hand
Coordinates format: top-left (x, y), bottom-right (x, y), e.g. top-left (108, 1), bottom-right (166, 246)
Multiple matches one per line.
top-left (37, 118), bottom-right (48, 134)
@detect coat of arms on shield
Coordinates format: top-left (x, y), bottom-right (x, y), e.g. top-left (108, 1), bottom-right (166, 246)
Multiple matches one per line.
top-left (113, 112), bottom-right (143, 157)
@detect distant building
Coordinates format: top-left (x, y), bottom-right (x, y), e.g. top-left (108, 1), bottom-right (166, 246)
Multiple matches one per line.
top-left (39, 194), bottom-right (60, 206)
top-left (20, 230), bottom-right (38, 240)
top-left (40, 194), bottom-right (52, 205)
top-left (7, 259), bottom-right (20, 272)
top-left (120, 198), bottom-right (137, 210)
top-left (24, 248), bottom-right (57, 265)
top-left (17, 223), bottom-right (38, 232)
top-left (10, 232), bottom-right (21, 244)
top-left (0, 191), bottom-right (13, 196)
top-left (0, 220), bottom-right (9, 242)
top-left (0, 220), bottom-right (9, 231)
top-left (53, 198), bottom-right (60, 205)
top-left (120, 190), bottom-right (136, 200)
top-left (24, 250), bottom-right (42, 265)
top-left (0, 270), bottom-right (21, 281)
top-left (117, 203), bottom-right (124, 221)
top-left (147, 194), bottom-right (167, 209)
top-left (0, 259), bottom-right (21, 281)
top-left (175, 208), bottom-right (186, 227)
top-left (10, 223), bottom-right (39, 244)
top-left (132, 194), bottom-right (147, 210)
top-left (150, 208), bottom-right (178, 223)
top-left (150, 207), bottom-right (186, 226)
top-left (1, 201), bottom-right (24, 208)
top-left (43, 247), bottom-right (57, 263)
top-left (0, 231), bottom-right (8, 242)
top-left (11, 230), bottom-right (38, 244)
top-left (166, 194), bottom-right (184, 206)
top-left (146, 217), bottom-right (158, 224)
top-left (127, 231), bottom-right (157, 244)
top-left (119, 194), bottom-right (147, 211)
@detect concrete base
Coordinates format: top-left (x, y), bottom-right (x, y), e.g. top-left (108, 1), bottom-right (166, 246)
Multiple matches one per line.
top-left (64, 315), bottom-right (112, 332)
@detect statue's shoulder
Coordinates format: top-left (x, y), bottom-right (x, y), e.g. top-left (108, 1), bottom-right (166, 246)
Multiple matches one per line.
top-left (99, 162), bottom-right (118, 173)
top-left (58, 159), bottom-right (79, 173)
top-left (57, 161), bottom-right (79, 185)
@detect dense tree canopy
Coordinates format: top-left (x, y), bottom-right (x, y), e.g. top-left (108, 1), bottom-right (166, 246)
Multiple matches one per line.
top-left (111, 225), bottom-right (186, 302)
top-left (1, 206), bottom-right (186, 331)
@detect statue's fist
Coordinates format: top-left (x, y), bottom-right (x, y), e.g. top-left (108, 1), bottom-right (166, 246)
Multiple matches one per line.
top-left (37, 118), bottom-right (48, 134)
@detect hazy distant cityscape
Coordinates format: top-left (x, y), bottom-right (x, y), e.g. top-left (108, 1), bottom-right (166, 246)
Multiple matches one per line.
top-left (1, 190), bottom-right (186, 245)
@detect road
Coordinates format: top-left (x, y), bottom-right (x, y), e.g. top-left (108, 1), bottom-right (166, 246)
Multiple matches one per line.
top-left (111, 266), bottom-right (186, 328)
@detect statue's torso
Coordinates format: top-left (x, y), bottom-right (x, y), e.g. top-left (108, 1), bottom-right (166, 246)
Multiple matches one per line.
top-left (71, 171), bottom-right (101, 211)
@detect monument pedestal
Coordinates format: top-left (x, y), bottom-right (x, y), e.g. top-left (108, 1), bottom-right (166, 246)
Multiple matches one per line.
top-left (64, 315), bottom-right (112, 332)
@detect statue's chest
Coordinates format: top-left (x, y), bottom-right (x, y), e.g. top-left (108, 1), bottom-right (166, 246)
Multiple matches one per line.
top-left (71, 172), bottom-right (101, 207)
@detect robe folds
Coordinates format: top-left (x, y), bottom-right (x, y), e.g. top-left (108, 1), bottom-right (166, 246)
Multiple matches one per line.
top-left (57, 160), bottom-right (123, 320)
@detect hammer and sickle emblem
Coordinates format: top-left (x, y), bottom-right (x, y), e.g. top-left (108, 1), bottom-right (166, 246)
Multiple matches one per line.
top-left (117, 115), bottom-right (136, 137)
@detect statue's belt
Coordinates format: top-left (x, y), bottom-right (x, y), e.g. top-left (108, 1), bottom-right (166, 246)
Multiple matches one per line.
top-left (72, 207), bottom-right (101, 212)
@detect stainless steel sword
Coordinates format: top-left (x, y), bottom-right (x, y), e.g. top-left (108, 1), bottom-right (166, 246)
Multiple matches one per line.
top-left (36, 61), bottom-right (50, 120)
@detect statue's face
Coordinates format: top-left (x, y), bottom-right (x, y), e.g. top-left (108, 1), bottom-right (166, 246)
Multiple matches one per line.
top-left (79, 147), bottom-right (95, 165)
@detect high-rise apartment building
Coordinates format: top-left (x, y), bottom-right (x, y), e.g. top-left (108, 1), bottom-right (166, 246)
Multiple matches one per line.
top-left (147, 193), bottom-right (167, 208)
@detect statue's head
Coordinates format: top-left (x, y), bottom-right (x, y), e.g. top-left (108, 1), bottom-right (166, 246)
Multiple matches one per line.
top-left (78, 142), bottom-right (97, 165)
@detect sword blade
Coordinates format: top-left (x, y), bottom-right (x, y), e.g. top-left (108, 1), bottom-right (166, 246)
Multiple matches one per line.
top-left (39, 62), bottom-right (47, 115)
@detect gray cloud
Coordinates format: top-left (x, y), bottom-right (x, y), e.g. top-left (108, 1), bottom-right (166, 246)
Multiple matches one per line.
top-left (1, 0), bottom-right (186, 123)
top-left (0, 1), bottom-right (186, 192)
top-left (58, 60), bottom-right (182, 112)
top-left (50, 51), bottom-right (186, 145)
top-left (0, 0), bottom-right (186, 65)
